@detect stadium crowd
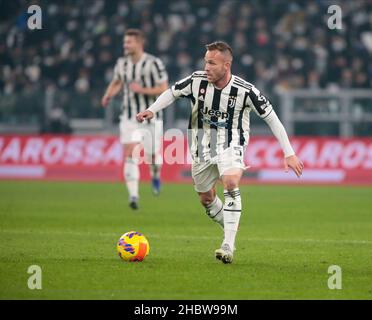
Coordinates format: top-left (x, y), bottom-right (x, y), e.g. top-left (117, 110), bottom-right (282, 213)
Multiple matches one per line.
top-left (0, 0), bottom-right (371, 122)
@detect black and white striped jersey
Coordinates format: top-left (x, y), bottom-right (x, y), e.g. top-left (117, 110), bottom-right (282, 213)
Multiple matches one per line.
top-left (171, 71), bottom-right (274, 161)
top-left (113, 52), bottom-right (168, 122)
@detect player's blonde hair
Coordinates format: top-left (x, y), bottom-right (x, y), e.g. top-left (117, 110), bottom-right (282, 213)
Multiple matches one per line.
top-left (125, 29), bottom-right (145, 43)
top-left (205, 41), bottom-right (233, 62)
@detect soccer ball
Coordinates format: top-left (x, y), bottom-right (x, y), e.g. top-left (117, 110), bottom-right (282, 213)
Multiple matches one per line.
top-left (117, 231), bottom-right (150, 262)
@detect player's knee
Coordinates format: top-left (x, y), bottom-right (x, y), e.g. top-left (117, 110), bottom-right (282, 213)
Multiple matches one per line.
top-left (124, 144), bottom-right (139, 159)
top-left (199, 192), bottom-right (215, 207)
top-left (224, 180), bottom-right (239, 191)
top-left (124, 148), bottom-right (133, 160)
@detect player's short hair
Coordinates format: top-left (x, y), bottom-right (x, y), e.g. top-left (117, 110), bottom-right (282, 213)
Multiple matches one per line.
top-left (205, 41), bottom-right (233, 61)
top-left (125, 29), bottom-right (145, 42)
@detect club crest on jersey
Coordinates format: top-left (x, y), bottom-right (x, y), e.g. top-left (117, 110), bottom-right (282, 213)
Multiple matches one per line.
top-left (228, 96), bottom-right (237, 108)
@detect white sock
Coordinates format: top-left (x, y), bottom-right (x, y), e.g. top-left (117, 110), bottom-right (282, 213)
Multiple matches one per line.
top-left (204, 196), bottom-right (224, 229)
top-left (124, 158), bottom-right (139, 200)
top-left (223, 188), bottom-right (241, 251)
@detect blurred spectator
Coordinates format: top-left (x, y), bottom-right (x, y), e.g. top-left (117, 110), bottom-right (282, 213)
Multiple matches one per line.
top-left (41, 105), bottom-right (72, 134)
top-left (0, 0), bottom-right (371, 121)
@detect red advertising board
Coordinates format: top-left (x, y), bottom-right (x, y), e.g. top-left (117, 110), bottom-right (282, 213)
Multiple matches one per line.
top-left (0, 135), bottom-right (372, 184)
top-left (244, 137), bottom-right (372, 184)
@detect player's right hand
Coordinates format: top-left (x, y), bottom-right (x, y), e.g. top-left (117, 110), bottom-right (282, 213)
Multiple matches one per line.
top-left (101, 95), bottom-right (111, 107)
top-left (136, 110), bottom-right (154, 122)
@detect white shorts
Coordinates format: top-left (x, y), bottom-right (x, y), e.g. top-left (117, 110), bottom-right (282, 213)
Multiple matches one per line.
top-left (119, 118), bottom-right (163, 156)
top-left (191, 146), bottom-right (246, 193)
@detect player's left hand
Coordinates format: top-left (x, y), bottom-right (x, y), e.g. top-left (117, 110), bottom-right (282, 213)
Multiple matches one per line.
top-left (129, 82), bottom-right (144, 94)
top-left (284, 154), bottom-right (304, 178)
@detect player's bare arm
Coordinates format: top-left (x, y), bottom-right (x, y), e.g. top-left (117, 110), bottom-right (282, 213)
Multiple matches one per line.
top-left (101, 79), bottom-right (123, 107)
top-left (129, 81), bottom-right (168, 96)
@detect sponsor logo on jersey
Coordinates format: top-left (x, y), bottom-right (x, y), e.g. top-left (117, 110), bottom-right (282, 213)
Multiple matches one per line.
top-left (201, 107), bottom-right (229, 120)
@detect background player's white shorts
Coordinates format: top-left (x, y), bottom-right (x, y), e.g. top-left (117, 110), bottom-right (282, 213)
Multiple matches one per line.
top-left (191, 146), bottom-right (246, 193)
top-left (119, 118), bottom-right (163, 156)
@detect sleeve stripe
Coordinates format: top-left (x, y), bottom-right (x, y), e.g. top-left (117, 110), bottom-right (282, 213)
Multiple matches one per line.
top-left (149, 69), bottom-right (155, 87)
top-left (193, 72), bottom-right (207, 77)
top-left (193, 75), bottom-right (208, 79)
top-left (261, 108), bottom-right (273, 120)
top-left (233, 81), bottom-right (251, 91)
top-left (153, 60), bottom-right (164, 78)
top-left (174, 76), bottom-right (192, 90)
top-left (243, 91), bottom-right (249, 108)
top-left (248, 90), bottom-right (266, 115)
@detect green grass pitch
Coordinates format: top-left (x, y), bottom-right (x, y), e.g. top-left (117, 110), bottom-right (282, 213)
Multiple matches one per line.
top-left (0, 180), bottom-right (371, 299)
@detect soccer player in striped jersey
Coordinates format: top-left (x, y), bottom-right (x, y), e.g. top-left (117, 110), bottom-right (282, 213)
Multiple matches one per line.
top-left (102, 29), bottom-right (168, 210)
top-left (137, 41), bottom-right (304, 263)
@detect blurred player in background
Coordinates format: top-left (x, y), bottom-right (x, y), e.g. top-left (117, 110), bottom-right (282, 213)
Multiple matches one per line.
top-left (137, 41), bottom-right (303, 263)
top-left (102, 29), bottom-right (168, 210)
